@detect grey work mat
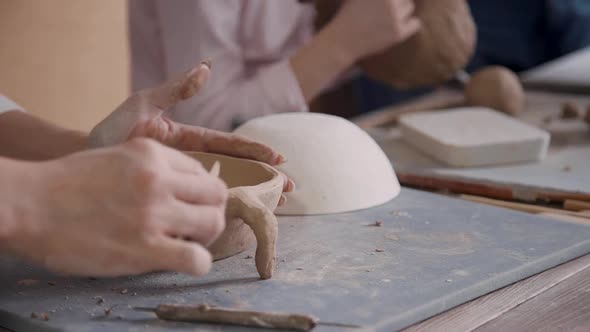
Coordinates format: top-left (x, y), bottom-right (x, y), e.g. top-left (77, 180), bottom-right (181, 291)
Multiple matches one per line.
top-left (2, 189), bottom-right (590, 332)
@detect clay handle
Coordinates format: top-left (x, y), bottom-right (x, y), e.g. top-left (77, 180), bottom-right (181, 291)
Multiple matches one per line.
top-left (226, 188), bottom-right (278, 279)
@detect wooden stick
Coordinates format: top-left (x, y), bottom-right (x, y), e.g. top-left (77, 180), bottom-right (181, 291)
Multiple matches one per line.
top-left (146, 304), bottom-right (318, 331)
top-left (563, 199), bottom-right (590, 212)
top-left (352, 89), bottom-right (465, 129)
top-left (460, 195), bottom-right (590, 220)
top-left (209, 161), bottom-right (221, 177)
top-left (537, 212), bottom-right (590, 225)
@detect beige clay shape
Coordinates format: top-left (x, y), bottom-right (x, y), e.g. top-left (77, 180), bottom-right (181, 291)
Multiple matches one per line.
top-left (464, 66), bottom-right (525, 115)
top-left (186, 152), bottom-right (283, 279)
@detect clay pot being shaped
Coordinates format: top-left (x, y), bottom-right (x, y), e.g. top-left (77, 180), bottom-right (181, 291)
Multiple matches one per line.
top-left (186, 152), bottom-right (283, 279)
top-left (234, 113), bottom-right (401, 215)
top-left (314, 0), bottom-right (477, 89)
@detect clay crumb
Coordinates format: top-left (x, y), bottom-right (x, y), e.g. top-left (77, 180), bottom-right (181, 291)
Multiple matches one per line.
top-left (31, 312), bottom-right (49, 321)
top-left (365, 269), bottom-right (372, 272)
top-left (296, 268), bottom-right (304, 271)
top-left (561, 102), bottom-right (581, 119)
top-left (120, 289), bottom-right (128, 295)
top-left (375, 249), bottom-right (385, 253)
top-left (562, 165), bottom-right (572, 172)
top-left (245, 255), bottom-right (254, 259)
top-left (94, 296), bottom-right (104, 305)
top-left (542, 116), bottom-right (553, 125)
top-left (104, 305), bottom-right (117, 317)
top-left (18, 279), bottom-right (39, 286)
top-left (374, 221), bottom-right (383, 227)
top-left (200, 59), bottom-right (212, 69)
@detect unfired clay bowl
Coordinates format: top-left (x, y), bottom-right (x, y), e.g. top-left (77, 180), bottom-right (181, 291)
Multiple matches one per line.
top-left (186, 152), bottom-right (283, 279)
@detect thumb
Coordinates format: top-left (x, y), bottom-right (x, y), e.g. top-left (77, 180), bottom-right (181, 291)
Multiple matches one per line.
top-left (147, 60), bottom-right (211, 110)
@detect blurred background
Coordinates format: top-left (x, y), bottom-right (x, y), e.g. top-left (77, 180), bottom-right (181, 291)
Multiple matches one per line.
top-left (0, 0), bottom-right (128, 131)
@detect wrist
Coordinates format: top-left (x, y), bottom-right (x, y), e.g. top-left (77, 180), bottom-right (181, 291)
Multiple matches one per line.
top-left (289, 21), bottom-right (358, 102)
top-left (320, 16), bottom-right (368, 64)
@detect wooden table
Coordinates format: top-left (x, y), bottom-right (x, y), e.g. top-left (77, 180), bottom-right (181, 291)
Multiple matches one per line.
top-left (404, 253), bottom-right (590, 331)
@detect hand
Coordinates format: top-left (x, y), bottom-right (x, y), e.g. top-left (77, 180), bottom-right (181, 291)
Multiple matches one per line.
top-left (89, 62), bottom-right (284, 165)
top-left (89, 61), bottom-right (294, 203)
top-left (328, 0), bottom-right (421, 61)
top-left (5, 138), bottom-right (227, 277)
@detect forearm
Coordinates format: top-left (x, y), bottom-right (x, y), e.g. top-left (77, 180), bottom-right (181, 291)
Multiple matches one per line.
top-left (0, 111), bottom-right (88, 160)
top-left (289, 20), bottom-right (358, 103)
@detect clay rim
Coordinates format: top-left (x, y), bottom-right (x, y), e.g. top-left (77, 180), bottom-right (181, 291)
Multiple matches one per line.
top-left (183, 151), bottom-right (283, 194)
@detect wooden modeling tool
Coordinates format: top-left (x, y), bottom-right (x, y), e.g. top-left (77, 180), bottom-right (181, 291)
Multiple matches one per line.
top-left (134, 304), bottom-right (361, 331)
top-left (209, 161), bottom-right (221, 177)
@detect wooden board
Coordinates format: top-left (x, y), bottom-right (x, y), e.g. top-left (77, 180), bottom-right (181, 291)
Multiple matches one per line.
top-left (366, 91), bottom-right (590, 203)
top-left (474, 259), bottom-right (590, 332)
top-left (404, 254), bottom-right (590, 332)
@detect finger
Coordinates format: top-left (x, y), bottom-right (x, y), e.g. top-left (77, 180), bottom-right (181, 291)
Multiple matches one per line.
top-left (199, 129), bottom-right (285, 165)
top-left (155, 238), bottom-right (213, 276)
top-left (279, 172), bottom-right (294, 193)
top-left (278, 195), bottom-right (287, 206)
top-left (167, 172), bottom-right (228, 206)
top-left (162, 202), bottom-right (226, 246)
top-left (397, 0), bottom-right (416, 19)
top-left (146, 61), bottom-right (211, 110)
top-left (399, 17), bottom-right (421, 40)
top-left (157, 142), bottom-right (209, 175)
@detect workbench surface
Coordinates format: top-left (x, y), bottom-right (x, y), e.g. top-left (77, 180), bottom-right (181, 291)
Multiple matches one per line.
top-left (2, 189), bottom-right (590, 332)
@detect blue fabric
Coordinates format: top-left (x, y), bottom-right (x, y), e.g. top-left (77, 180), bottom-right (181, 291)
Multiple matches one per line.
top-left (354, 0), bottom-right (590, 114)
top-left (467, 0), bottom-right (590, 72)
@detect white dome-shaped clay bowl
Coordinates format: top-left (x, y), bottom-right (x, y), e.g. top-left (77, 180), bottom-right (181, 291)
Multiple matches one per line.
top-left (186, 152), bottom-right (283, 279)
top-left (234, 113), bottom-right (401, 215)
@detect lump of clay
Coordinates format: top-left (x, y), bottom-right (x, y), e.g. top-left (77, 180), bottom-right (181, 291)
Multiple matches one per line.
top-left (314, 0), bottom-right (477, 89)
top-left (234, 113), bottom-right (400, 215)
top-left (464, 66), bottom-right (525, 115)
top-left (561, 102), bottom-right (581, 119)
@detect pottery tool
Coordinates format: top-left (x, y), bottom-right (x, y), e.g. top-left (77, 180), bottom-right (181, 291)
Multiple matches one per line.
top-left (563, 199), bottom-right (590, 212)
top-left (134, 304), bottom-right (361, 331)
top-left (209, 161), bottom-right (220, 177)
top-left (460, 195), bottom-right (590, 221)
top-left (399, 107), bottom-right (550, 167)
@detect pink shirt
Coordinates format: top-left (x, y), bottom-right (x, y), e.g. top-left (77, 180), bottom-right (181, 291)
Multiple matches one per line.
top-left (129, 0), bottom-right (315, 131)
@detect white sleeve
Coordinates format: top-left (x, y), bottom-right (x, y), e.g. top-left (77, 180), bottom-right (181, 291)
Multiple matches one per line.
top-left (0, 95), bottom-right (24, 113)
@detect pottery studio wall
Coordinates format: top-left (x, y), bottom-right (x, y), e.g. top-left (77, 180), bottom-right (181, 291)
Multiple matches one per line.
top-left (0, 0), bottom-right (129, 131)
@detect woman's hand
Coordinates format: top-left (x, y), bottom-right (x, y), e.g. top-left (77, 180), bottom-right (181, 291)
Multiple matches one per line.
top-left (89, 62), bottom-right (284, 165)
top-left (290, 0), bottom-right (420, 102)
top-left (329, 0), bottom-right (421, 61)
top-left (3, 138), bottom-right (227, 277)
top-left (89, 61), bottom-right (294, 202)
